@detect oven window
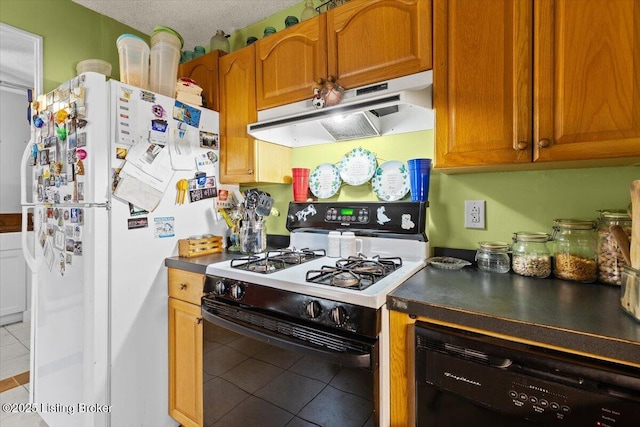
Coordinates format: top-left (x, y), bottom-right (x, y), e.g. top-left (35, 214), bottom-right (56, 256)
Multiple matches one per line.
top-left (203, 321), bottom-right (376, 427)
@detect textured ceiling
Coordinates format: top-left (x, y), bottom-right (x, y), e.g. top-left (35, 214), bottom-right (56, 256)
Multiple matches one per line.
top-left (71, 0), bottom-right (303, 50)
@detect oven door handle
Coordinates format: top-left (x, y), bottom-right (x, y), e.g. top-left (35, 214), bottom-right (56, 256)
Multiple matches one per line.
top-left (202, 310), bottom-right (373, 369)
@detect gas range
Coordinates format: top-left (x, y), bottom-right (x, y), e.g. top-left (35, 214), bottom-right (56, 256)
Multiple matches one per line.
top-left (202, 202), bottom-right (428, 426)
top-left (205, 201), bottom-right (428, 309)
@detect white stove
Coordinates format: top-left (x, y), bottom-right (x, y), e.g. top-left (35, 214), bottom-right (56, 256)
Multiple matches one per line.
top-left (201, 201), bottom-right (428, 427)
top-left (205, 231), bottom-right (427, 309)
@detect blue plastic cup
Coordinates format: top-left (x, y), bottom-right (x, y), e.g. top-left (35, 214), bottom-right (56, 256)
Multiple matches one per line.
top-left (407, 158), bottom-right (432, 201)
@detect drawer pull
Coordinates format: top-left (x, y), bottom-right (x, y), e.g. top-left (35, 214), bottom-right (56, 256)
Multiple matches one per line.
top-left (180, 283), bottom-right (187, 290)
top-left (515, 141), bottom-right (528, 151)
top-left (195, 317), bottom-right (203, 325)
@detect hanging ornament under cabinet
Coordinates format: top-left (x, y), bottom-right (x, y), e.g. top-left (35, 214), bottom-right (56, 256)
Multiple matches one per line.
top-left (312, 76), bottom-right (344, 109)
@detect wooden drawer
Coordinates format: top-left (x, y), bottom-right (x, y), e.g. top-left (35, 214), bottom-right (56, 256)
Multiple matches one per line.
top-left (168, 269), bottom-right (204, 306)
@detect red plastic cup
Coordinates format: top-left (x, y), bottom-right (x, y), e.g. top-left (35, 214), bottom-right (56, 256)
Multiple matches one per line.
top-left (292, 168), bottom-right (310, 202)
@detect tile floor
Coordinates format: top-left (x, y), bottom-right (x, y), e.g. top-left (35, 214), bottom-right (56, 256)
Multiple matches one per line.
top-left (0, 321), bottom-right (49, 426)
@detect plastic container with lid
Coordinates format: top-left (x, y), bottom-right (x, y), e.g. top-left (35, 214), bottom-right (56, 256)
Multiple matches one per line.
top-left (76, 59), bottom-right (112, 77)
top-left (150, 26), bottom-right (183, 97)
top-left (552, 219), bottom-right (597, 283)
top-left (116, 34), bottom-right (150, 89)
top-left (597, 209), bottom-right (632, 285)
top-left (475, 241), bottom-right (510, 273)
top-left (511, 232), bottom-right (551, 278)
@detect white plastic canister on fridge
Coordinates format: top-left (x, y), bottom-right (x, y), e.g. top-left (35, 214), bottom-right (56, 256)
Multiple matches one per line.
top-left (149, 26), bottom-right (183, 97)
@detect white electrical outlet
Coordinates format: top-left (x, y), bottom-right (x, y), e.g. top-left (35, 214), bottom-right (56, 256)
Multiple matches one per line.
top-left (465, 200), bottom-right (486, 229)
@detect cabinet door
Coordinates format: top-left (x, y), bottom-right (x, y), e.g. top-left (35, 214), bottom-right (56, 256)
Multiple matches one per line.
top-left (177, 50), bottom-right (223, 111)
top-left (0, 244), bottom-right (26, 318)
top-left (219, 45), bottom-right (257, 183)
top-left (168, 297), bottom-right (203, 427)
top-left (434, 0), bottom-right (533, 170)
top-left (255, 17), bottom-right (328, 110)
top-left (534, 0), bottom-right (640, 162)
top-left (327, 0), bottom-right (432, 89)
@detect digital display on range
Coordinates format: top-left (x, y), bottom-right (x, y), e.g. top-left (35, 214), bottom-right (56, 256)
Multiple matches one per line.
top-left (325, 206), bottom-right (369, 224)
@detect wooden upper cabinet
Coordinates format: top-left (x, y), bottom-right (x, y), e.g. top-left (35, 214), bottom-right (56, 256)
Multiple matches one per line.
top-left (177, 50), bottom-right (224, 111)
top-left (434, 0), bottom-right (533, 170)
top-left (255, 0), bottom-right (432, 110)
top-left (534, 0), bottom-right (640, 163)
top-left (219, 45), bottom-right (257, 183)
top-left (327, 0), bottom-right (432, 89)
top-left (435, 0), bottom-right (640, 172)
top-left (255, 17), bottom-right (328, 110)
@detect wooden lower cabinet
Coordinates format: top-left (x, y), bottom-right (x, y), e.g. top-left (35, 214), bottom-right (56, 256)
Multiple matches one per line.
top-left (168, 269), bottom-right (204, 427)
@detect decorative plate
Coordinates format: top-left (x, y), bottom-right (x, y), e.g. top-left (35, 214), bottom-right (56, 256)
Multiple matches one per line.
top-left (371, 161), bottom-right (410, 201)
top-left (309, 163), bottom-right (341, 199)
top-left (338, 147), bottom-right (377, 186)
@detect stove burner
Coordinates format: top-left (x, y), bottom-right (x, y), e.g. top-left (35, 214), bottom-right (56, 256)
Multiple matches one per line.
top-left (231, 248), bottom-right (326, 273)
top-left (306, 255), bottom-right (403, 290)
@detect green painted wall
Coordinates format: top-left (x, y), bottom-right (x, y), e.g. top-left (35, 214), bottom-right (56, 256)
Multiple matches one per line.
top-left (1, 0), bottom-right (147, 92)
top-left (255, 131), bottom-right (637, 251)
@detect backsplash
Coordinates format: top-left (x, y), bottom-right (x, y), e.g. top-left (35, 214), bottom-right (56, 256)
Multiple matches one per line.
top-left (247, 130), bottom-right (638, 252)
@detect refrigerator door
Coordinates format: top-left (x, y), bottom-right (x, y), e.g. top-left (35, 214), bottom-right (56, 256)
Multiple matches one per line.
top-left (107, 82), bottom-right (228, 426)
top-left (31, 203), bottom-right (109, 427)
top-left (27, 73), bottom-right (111, 427)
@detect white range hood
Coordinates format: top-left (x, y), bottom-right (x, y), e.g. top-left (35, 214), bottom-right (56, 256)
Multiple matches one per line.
top-left (247, 70), bottom-right (433, 147)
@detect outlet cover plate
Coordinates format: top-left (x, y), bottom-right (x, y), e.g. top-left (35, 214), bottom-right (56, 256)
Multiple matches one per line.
top-left (465, 200), bottom-right (485, 229)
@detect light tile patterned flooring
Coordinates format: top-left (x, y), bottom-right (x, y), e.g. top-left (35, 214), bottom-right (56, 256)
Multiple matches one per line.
top-left (0, 321), bottom-right (48, 426)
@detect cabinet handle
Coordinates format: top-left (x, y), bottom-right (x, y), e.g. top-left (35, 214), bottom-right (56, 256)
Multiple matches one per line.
top-left (180, 283), bottom-right (187, 290)
top-left (538, 138), bottom-right (551, 148)
top-left (316, 77), bottom-right (325, 86)
top-left (195, 317), bottom-right (203, 325)
top-left (514, 141), bottom-right (528, 151)
top-left (247, 168), bottom-right (254, 175)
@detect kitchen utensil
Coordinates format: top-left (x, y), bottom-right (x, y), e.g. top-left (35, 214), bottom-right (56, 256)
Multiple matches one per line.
top-left (610, 224), bottom-right (632, 266)
top-left (256, 192), bottom-right (274, 216)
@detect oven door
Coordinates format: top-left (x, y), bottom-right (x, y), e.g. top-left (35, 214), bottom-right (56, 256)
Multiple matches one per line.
top-left (201, 297), bottom-right (379, 426)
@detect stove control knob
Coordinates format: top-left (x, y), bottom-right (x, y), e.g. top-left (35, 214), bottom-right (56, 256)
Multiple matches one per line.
top-left (213, 280), bottom-right (227, 295)
top-left (305, 301), bottom-right (322, 319)
top-left (330, 306), bottom-right (348, 326)
top-left (229, 283), bottom-right (245, 300)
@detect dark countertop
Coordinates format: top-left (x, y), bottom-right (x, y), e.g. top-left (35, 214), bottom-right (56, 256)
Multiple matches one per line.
top-left (165, 251), bottom-right (241, 273)
top-left (387, 265), bottom-right (640, 366)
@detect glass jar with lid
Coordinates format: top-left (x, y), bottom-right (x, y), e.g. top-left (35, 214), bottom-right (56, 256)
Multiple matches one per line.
top-left (597, 209), bottom-right (632, 285)
top-left (552, 219), bottom-right (597, 283)
top-left (475, 241), bottom-right (510, 273)
top-left (511, 232), bottom-right (551, 278)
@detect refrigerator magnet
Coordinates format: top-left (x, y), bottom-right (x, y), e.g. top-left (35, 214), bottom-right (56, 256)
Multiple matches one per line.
top-left (154, 217), bottom-right (175, 238)
top-left (73, 241), bottom-right (82, 256)
top-left (127, 217), bottom-right (149, 230)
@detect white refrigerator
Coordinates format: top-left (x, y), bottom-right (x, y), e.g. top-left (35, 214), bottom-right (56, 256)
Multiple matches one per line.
top-left (20, 72), bottom-right (229, 427)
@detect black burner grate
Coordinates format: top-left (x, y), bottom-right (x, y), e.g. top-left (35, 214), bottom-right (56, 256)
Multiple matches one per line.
top-left (230, 248), bottom-right (326, 274)
top-left (306, 255), bottom-right (403, 290)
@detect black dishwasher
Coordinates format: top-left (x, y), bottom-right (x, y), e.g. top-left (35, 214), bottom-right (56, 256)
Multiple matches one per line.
top-left (415, 322), bottom-right (640, 426)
